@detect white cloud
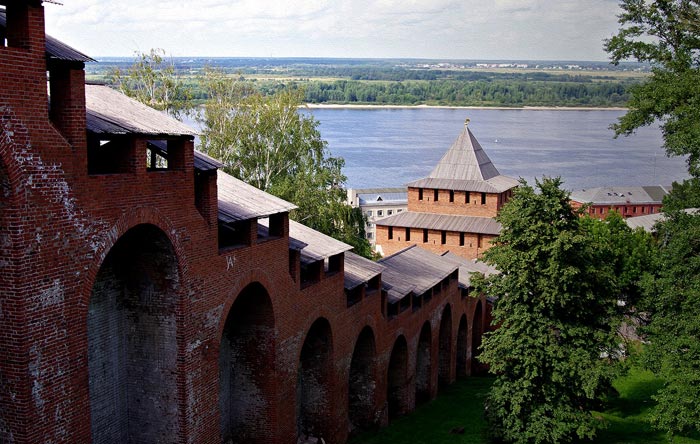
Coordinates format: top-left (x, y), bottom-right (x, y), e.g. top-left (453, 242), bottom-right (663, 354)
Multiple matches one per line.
top-left (43, 0), bottom-right (624, 60)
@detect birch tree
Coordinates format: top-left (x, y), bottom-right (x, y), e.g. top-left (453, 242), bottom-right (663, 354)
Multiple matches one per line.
top-left (198, 70), bottom-right (374, 258)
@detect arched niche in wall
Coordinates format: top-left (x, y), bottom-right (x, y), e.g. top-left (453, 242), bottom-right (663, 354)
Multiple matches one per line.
top-left (87, 224), bottom-right (181, 444)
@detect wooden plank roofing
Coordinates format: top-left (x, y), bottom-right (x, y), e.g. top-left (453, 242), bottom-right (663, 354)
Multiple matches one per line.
top-left (288, 220), bottom-right (353, 264)
top-left (85, 84), bottom-right (197, 137)
top-left (217, 172), bottom-right (297, 223)
top-left (376, 211), bottom-right (501, 235)
top-left (407, 176), bottom-right (518, 194)
top-left (430, 125), bottom-right (501, 181)
top-left (379, 245), bottom-right (458, 303)
top-left (0, 11), bottom-right (94, 62)
top-left (344, 251), bottom-right (385, 290)
top-left (440, 251), bottom-right (498, 288)
top-left (405, 124), bottom-right (517, 193)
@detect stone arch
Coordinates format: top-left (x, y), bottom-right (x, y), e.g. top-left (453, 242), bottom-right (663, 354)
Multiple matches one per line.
top-left (87, 224), bottom-right (181, 444)
top-left (415, 322), bottom-right (432, 405)
top-left (472, 300), bottom-right (484, 375)
top-left (219, 282), bottom-right (276, 444)
top-left (348, 326), bottom-right (378, 435)
top-left (297, 318), bottom-right (334, 441)
top-left (438, 304), bottom-right (453, 388)
top-left (456, 314), bottom-right (468, 377)
top-left (387, 335), bottom-right (410, 421)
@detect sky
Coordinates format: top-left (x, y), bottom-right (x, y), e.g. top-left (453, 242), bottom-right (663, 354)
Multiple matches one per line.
top-left (43, 0), bottom-right (624, 61)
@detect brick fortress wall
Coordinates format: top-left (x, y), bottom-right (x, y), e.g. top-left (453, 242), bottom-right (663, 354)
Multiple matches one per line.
top-left (0, 3), bottom-right (492, 443)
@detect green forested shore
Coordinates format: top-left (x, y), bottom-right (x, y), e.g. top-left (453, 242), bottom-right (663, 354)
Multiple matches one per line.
top-left (88, 58), bottom-right (641, 108)
top-left (182, 77), bottom-right (634, 108)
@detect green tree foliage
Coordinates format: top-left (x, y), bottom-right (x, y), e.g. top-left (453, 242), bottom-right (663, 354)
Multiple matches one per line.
top-left (638, 209), bottom-right (700, 436)
top-left (110, 48), bottom-right (192, 119)
top-left (301, 79), bottom-right (630, 107)
top-left (605, 0), bottom-right (700, 176)
top-left (198, 70), bottom-right (375, 258)
top-left (607, 3), bottom-right (700, 436)
top-left (474, 178), bottom-right (635, 444)
top-left (662, 177), bottom-right (700, 210)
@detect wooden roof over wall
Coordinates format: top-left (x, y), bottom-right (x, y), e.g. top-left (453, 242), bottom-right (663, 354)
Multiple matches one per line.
top-left (344, 251), bottom-right (384, 290)
top-left (379, 245), bottom-right (458, 303)
top-left (288, 220), bottom-right (352, 264)
top-left (85, 84), bottom-right (196, 137)
top-left (217, 172), bottom-right (297, 223)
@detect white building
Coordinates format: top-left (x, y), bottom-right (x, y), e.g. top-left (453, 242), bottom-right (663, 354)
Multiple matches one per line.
top-left (347, 188), bottom-right (408, 244)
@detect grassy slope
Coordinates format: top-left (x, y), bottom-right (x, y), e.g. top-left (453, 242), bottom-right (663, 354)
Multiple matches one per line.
top-left (352, 370), bottom-right (700, 444)
top-left (351, 377), bottom-right (491, 444)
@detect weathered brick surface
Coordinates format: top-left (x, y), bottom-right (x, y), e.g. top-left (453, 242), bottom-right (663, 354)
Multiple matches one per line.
top-left (376, 225), bottom-right (497, 260)
top-left (0, 4), bottom-right (493, 444)
top-left (407, 187), bottom-right (509, 217)
top-left (572, 200), bottom-right (663, 219)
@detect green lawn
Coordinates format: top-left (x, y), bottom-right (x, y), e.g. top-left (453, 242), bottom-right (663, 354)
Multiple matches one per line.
top-left (350, 377), bottom-right (491, 444)
top-left (351, 370), bottom-right (700, 444)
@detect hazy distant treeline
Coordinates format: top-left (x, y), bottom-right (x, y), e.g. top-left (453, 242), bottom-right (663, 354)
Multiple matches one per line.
top-left (92, 59), bottom-right (638, 108)
top-left (255, 79), bottom-right (631, 107)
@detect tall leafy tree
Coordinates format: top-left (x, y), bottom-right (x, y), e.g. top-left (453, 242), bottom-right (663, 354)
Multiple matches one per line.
top-left (638, 209), bottom-right (700, 435)
top-left (606, 2), bottom-right (700, 436)
top-left (198, 70), bottom-right (374, 258)
top-left (604, 0), bottom-right (700, 177)
top-left (474, 178), bottom-right (627, 444)
top-left (109, 48), bottom-right (192, 119)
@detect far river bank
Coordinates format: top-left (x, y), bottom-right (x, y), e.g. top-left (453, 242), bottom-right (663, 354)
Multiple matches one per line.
top-left (304, 103), bottom-right (628, 111)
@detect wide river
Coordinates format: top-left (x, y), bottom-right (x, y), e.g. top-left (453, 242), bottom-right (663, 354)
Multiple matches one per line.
top-left (304, 108), bottom-right (689, 191)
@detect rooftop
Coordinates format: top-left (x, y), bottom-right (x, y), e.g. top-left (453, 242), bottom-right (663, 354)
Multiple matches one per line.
top-left (217, 171), bottom-right (297, 223)
top-left (626, 208), bottom-right (700, 232)
top-left (376, 210), bottom-right (501, 235)
top-left (440, 251), bottom-right (498, 288)
top-left (570, 185), bottom-right (670, 205)
top-left (288, 220), bottom-right (353, 264)
top-left (379, 245), bottom-right (458, 303)
top-left (358, 191), bottom-right (408, 206)
top-left (407, 123), bottom-right (517, 193)
top-left (344, 251), bottom-right (385, 290)
top-left (85, 84), bottom-right (197, 138)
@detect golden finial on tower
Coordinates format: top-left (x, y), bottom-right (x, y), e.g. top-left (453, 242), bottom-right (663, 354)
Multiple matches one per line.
top-left (464, 118), bottom-right (470, 127)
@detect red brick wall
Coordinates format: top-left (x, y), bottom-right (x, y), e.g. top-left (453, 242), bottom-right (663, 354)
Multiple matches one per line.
top-left (0, 5), bottom-right (494, 443)
top-left (575, 201), bottom-right (664, 219)
top-left (376, 225), bottom-right (496, 260)
top-left (407, 187), bottom-right (506, 218)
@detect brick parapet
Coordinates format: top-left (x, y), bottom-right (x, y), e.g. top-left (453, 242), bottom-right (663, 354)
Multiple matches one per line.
top-left (0, 5), bottom-right (494, 442)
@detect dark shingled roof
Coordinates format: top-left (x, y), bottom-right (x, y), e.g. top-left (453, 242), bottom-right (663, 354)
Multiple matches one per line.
top-left (0, 11), bottom-right (94, 63)
top-left (406, 123), bottom-right (517, 193)
top-left (379, 245), bottom-right (458, 303)
top-left (288, 220), bottom-right (352, 264)
top-left (344, 252), bottom-right (385, 290)
top-left (376, 211), bottom-right (502, 235)
top-left (440, 252), bottom-right (498, 288)
top-left (217, 172), bottom-right (297, 223)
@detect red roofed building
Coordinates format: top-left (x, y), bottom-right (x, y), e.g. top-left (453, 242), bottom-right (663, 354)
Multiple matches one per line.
top-left (375, 121), bottom-right (518, 260)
